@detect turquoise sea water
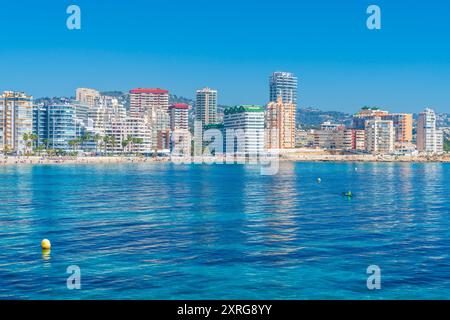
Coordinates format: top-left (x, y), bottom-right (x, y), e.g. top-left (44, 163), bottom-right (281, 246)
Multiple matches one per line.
top-left (0, 162), bottom-right (449, 299)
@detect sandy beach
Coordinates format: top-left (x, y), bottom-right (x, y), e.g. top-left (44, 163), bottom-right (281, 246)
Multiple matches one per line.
top-left (1, 151), bottom-right (448, 166)
top-left (0, 156), bottom-right (169, 166)
top-left (280, 149), bottom-right (450, 163)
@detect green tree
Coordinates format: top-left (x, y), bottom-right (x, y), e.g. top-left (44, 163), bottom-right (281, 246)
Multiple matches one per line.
top-left (93, 134), bottom-right (102, 155)
top-left (29, 133), bottom-right (38, 151)
top-left (444, 138), bottom-right (450, 152)
top-left (68, 139), bottom-right (78, 152)
top-left (121, 138), bottom-right (130, 154)
top-left (102, 135), bottom-right (112, 155)
top-left (22, 133), bottom-right (31, 154)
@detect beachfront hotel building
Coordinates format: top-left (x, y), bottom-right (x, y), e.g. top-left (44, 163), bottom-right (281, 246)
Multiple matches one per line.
top-left (129, 88), bottom-right (170, 151)
top-left (104, 117), bottom-right (152, 155)
top-left (169, 103), bottom-right (189, 130)
top-left (417, 108), bottom-right (444, 154)
top-left (307, 126), bottom-right (366, 151)
top-left (89, 95), bottom-right (127, 137)
top-left (265, 97), bottom-right (296, 149)
top-left (269, 72), bottom-right (298, 105)
top-left (353, 107), bottom-right (413, 147)
top-left (365, 119), bottom-right (395, 154)
top-left (169, 103), bottom-right (190, 156)
top-left (223, 105), bottom-right (265, 156)
top-left (195, 88), bottom-right (218, 127)
top-left (76, 88), bottom-right (100, 109)
top-left (33, 104), bottom-right (78, 152)
top-left (0, 91), bottom-right (33, 154)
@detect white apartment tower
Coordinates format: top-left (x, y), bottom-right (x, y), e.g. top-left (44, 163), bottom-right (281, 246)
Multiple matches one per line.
top-left (417, 108), bottom-right (444, 154)
top-left (223, 105), bottom-right (265, 156)
top-left (269, 71), bottom-right (298, 105)
top-left (195, 88), bottom-right (217, 126)
top-left (365, 119), bottom-right (395, 154)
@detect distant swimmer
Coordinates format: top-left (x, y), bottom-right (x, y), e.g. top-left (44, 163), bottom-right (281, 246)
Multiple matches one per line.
top-left (343, 191), bottom-right (353, 198)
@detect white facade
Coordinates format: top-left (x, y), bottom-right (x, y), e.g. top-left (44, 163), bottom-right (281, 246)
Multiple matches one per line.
top-left (105, 117), bottom-right (152, 154)
top-left (223, 106), bottom-right (265, 156)
top-left (365, 119), bottom-right (395, 154)
top-left (417, 108), bottom-right (444, 154)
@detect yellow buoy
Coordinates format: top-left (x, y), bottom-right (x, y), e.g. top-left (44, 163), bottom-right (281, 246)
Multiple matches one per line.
top-left (41, 239), bottom-right (51, 250)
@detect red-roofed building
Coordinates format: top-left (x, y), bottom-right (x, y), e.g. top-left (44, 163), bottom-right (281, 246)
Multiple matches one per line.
top-left (129, 88), bottom-right (170, 151)
top-left (169, 103), bottom-right (189, 130)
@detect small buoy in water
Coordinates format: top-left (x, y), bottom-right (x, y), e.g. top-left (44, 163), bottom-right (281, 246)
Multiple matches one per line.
top-left (41, 239), bottom-right (51, 250)
top-left (355, 167), bottom-right (358, 171)
top-left (317, 178), bottom-right (322, 183)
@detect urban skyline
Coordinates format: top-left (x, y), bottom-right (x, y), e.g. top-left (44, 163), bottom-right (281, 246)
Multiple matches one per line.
top-left (0, 70), bottom-right (447, 157)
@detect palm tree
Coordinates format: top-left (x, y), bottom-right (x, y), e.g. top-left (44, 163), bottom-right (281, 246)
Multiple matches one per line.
top-left (93, 134), bottom-right (102, 155)
top-left (102, 135), bottom-right (112, 155)
top-left (68, 139), bottom-right (78, 153)
top-left (121, 138), bottom-right (130, 154)
top-left (131, 137), bottom-right (144, 156)
top-left (2, 145), bottom-right (11, 156)
top-left (28, 133), bottom-right (38, 152)
top-left (110, 136), bottom-right (117, 155)
top-left (22, 133), bottom-right (30, 154)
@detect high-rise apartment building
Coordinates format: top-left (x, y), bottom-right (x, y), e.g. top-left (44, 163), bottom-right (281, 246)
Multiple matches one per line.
top-left (129, 88), bottom-right (170, 150)
top-left (223, 105), bottom-right (265, 156)
top-left (417, 108), bottom-right (444, 154)
top-left (0, 91), bottom-right (33, 154)
top-left (89, 95), bottom-right (127, 136)
top-left (266, 97), bottom-right (296, 149)
top-left (33, 104), bottom-right (78, 152)
top-left (383, 113), bottom-right (413, 143)
top-left (169, 103), bottom-right (189, 130)
top-left (365, 119), bottom-right (395, 154)
top-left (76, 88), bottom-right (100, 108)
top-left (195, 88), bottom-right (217, 126)
top-left (169, 103), bottom-right (190, 156)
top-left (269, 72), bottom-right (298, 105)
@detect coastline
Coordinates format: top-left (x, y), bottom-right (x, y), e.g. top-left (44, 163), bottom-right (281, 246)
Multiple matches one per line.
top-left (281, 153), bottom-right (450, 163)
top-left (0, 156), bottom-right (167, 166)
top-left (0, 153), bottom-right (449, 166)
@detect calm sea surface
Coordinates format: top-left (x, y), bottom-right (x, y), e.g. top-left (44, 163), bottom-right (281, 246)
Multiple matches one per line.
top-left (0, 162), bottom-right (449, 299)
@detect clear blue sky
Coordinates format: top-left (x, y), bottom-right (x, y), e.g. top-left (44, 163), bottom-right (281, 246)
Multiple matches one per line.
top-left (1, 0), bottom-right (449, 113)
